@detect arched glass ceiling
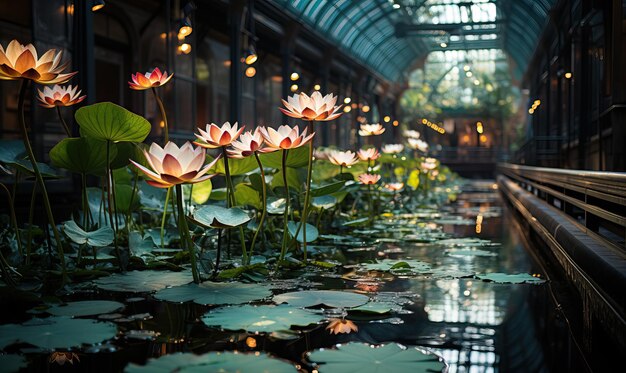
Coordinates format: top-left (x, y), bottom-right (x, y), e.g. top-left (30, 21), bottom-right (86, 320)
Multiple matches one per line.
top-left (271, 0), bottom-right (556, 82)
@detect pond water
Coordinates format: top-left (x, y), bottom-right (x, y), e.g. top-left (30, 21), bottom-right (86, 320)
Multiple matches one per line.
top-left (0, 181), bottom-right (552, 372)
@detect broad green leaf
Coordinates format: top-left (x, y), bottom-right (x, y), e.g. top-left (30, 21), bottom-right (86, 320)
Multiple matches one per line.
top-left (63, 220), bottom-right (114, 247)
top-left (49, 137), bottom-right (110, 175)
top-left (154, 282), bottom-right (272, 305)
top-left (248, 172), bottom-right (265, 192)
top-left (312, 195), bottom-right (337, 209)
top-left (93, 270), bottom-right (193, 293)
top-left (259, 146), bottom-right (309, 168)
top-left (75, 102), bottom-right (151, 142)
top-left (307, 342), bottom-right (445, 373)
top-left (125, 352), bottom-right (296, 373)
top-left (208, 187), bottom-right (227, 201)
top-left (114, 184), bottom-right (139, 213)
top-left (110, 142), bottom-right (137, 169)
top-left (112, 167), bottom-right (133, 185)
top-left (266, 197), bottom-right (286, 214)
top-left (273, 290), bottom-right (368, 308)
top-left (190, 178), bottom-right (213, 204)
top-left (13, 159), bottom-right (61, 178)
top-left (235, 183), bottom-right (262, 209)
top-left (0, 140), bottom-right (26, 164)
top-left (209, 154), bottom-right (258, 175)
top-left (343, 217), bottom-right (370, 227)
top-left (271, 167), bottom-right (303, 191)
top-left (46, 300), bottom-right (124, 317)
top-left (0, 316), bottom-right (117, 350)
top-left (287, 221), bottom-right (318, 243)
top-left (202, 304), bottom-right (322, 333)
top-left (309, 180), bottom-right (345, 197)
top-left (192, 204), bottom-right (251, 228)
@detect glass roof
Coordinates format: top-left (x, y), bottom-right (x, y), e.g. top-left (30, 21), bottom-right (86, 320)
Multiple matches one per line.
top-left (272, 0), bottom-right (556, 82)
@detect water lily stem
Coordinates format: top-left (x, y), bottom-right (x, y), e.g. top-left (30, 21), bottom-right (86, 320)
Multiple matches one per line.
top-left (160, 188), bottom-right (171, 248)
top-left (213, 228), bottom-right (222, 279)
top-left (367, 183), bottom-right (374, 225)
top-left (25, 183), bottom-right (37, 264)
top-left (105, 140), bottom-right (122, 270)
top-left (301, 120), bottom-right (315, 262)
top-left (0, 182), bottom-right (22, 257)
top-left (17, 80), bottom-right (66, 279)
top-left (152, 87), bottom-right (168, 144)
top-left (279, 149), bottom-right (290, 261)
top-left (249, 152), bottom-right (267, 257)
top-left (222, 146), bottom-right (248, 265)
top-left (176, 184), bottom-right (200, 283)
top-left (55, 106), bottom-right (71, 137)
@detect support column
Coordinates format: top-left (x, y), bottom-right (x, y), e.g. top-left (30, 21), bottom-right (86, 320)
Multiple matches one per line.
top-left (281, 22), bottom-right (299, 101)
top-left (72, 1), bottom-right (95, 125)
top-left (229, 0), bottom-right (245, 124)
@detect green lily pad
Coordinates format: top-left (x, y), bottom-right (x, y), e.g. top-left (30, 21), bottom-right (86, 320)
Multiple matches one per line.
top-left (476, 273), bottom-right (546, 284)
top-left (0, 354), bottom-right (28, 372)
top-left (343, 217), bottom-right (371, 227)
top-left (310, 181), bottom-right (346, 197)
top-left (266, 197), bottom-right (286, 214)
top-left (312, 195), bottom-right (338, 209)
top-left (446, 249), bottom-right (497, 257)
top-left (348, 301), bottom-right (398, 314)
top-left (271, 168), bottom-right (303, 191)
top-left (0, 140), bottom-right (26, 164)
top-left (362, 259), bottom-right (431, 273)
top-left (75, 102), bottom-right (151, 143)
top-left (125, 351), bottom-right (297, 373)
top-left (436, 238), bottom-right (499, 247)
top-left (0, 316), bottom-right (117, 350)
top-left (191, 205), bottom-right (251, 228)
top-left (13, 159), bottom-right (61, 178)
top-left (63, 220), bottom-right (114, 247)
top-left (201, 304), bottom-right (322, 333)
top-left (260, 145), bottom-right (309, 168)
top-left (154, 282), bottom-right (272, 305)
top-left (273, 290), bottom-right (369, 308)
top-left (287, 221), bottom-right (319, 243)
top-left (235, 183), bottom-right (262, 209)
top-left (46, 300), bottom-right (125, 317)
top-left (190, 178), bottom-right (212, 205)
top-left (93, 270), bottom-right (193, 293)
top-left (209, 155), bottom-right (258, 176)
top-left (49, 137), bottom-right (110, 175)
top-left (307, 342), bottom-right (445, 373)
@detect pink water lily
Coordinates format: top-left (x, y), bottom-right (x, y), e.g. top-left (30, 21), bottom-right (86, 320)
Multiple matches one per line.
top-left (358, 173), bottom-right (381, 185)
top-left (130, 142), bottom-right (219, 188)
top-left (403, 130), bottom-right (421, 139)
top-left (408, 138), bottom-right (429, 152)
top-left (227, 128), bottom-right (276, 158)
top-left (280, 91), bottom-right (342, 121)
top-left (421, 157), bottom-right (438, 171)
top-left (381, 144), bottom-right (404, 154)
top-left (0, 40), bottom-right (76, 84)
top-left (195, 122), bottom-right (245, 149)
top-left (357, 148), bottom-right (381, 162)
top-left (385, 182), bottom-right (404, 191)
top-left (327, 150), bottom-right (359, 167)
top-left (326, 319), bottom-right (358, 335)
top-left (259, 125), bottom-right (314, 150)
top-left (37, 84), bottom-right (85, 108)
top-left (128, 67), bottom-right (173, 90)
top-left (358, 123), bottom-right (385, 136)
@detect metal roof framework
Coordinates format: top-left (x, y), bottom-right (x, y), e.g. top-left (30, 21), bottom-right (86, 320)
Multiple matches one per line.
top-left (271, 0), bottom-right (556, 82)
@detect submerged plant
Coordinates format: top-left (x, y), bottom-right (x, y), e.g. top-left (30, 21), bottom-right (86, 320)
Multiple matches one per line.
top-left (279, 91), bottom-right (342, 261)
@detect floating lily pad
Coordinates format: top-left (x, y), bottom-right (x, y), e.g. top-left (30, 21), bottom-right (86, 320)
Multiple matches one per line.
top-left (202, 304), bottom-right (322, 333)
top-left (154, 282), bottom-right (272, 305)
top-left (63, 220), bottom-right (114, 247)
top-left (427, 268), bottom-right (475, 279)
top-left (93, 270), bottom-right (193, 293)
top-left (307, 343), bottom-right (445, 373)
top-left (362, 259), bottom-right (431, 273)
top-left (312, 195), bottom-right (338, 209)
top-left (191, 205), bottom-right (251, 228)
top-left (0, 316), bottom-right (117, 350)
top-left (436, 238), bottom-right (499, 248)
top-left (266, 197), bottom-right (286, 214)
top-left (125, 351), bottom-right (297, 373)
top-left (273, 290), bottom-right (369, 308)
top-left (348, 301), bottom-right (399, 314)
top-left (476, 273), bottom-right (545, 284)
top-left (46, 300), bottom-right (125, 317)
top-left (0, 354), bottom-right (28, 372)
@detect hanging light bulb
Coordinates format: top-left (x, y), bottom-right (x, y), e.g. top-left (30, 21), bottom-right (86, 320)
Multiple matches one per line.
top-left (244, 44), bottom-right (258, 65)
top-left (313, 84), bottom-right (321, 91)
top-left (290, 72), bottom-right (299, 81)
top-left (245, 66), bottom-right (256, 78)
top-left (178, 17), bottom-right (193, 37)
top-left (178, 43), bottom-right (192, 54)
top-left (362, 105), bottom-right (370, 113)
top-left (344, 97), bottom-right (351, 104)
top-left (290, 84), bottom-right (298, 92)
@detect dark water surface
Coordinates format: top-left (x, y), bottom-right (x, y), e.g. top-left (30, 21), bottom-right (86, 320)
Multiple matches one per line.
top-left (2, 181), bottom-right (556, 372)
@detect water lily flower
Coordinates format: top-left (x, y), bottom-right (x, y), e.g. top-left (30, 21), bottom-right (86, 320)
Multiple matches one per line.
top-left (49, 352), bottom-right (80, 366)
top-left (403, 130), bottom-right (421, 139)
top-left (0, 40), bottom-right (76, 84)
top-left (259, 125), bottom-right (314, 150)
top-left (357, 148), bottom-right (380, 162)
top-left (313, 147), bottom-right (330, 160)
top-left (358, 123), bottom-right (385, 136)
top-left (195, 122), bottom-right (245, 149)
top-left (358, 173), bottom-right (381, 185)
top-left (327, 150), bottom-right (359, 167)
top-left (326, 318), bottom-right (358, 334)
top-left (128, 67), bottom-right (173, 90)
top-left (421, 157), bottom-right (438, 171)
top-left (381, 144), bottom-right (404, 154)
top-left (227, 128), bottom-right (276, 158)
top-left (385, 182), bottom-right (404, 191)
top-left (37, 84), bottom-right (85, 108)
top-left (408, 138), bottom-right (429, 152)
top-left (130, 141), bottom-right (219, 188)
top-left (280, 91), bottom-right (342, 121)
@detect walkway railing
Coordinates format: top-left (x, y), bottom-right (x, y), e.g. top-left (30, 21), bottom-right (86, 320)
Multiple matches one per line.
top-left (498, 163), bottom-right (626, 248)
